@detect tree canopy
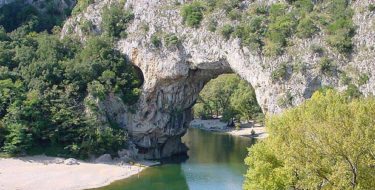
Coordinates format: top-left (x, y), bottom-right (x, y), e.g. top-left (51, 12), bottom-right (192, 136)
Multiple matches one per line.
top-left (244, 90), bottom-right (375, 189)
top-left (0, 3), bottom-right (140, 157)
top-left (193, 74), bottom-right (263, 124)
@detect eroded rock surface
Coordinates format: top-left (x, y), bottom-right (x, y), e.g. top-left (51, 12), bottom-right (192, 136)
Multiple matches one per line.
top-left (62, 0), bottom-right (375, 158)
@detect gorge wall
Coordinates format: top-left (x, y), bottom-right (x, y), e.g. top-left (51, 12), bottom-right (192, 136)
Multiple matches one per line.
top-left (62, 0), bottom-right (375, 159)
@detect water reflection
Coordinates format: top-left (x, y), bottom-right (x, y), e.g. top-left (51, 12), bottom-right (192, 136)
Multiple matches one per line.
top-left (94, 128), bottom-right (255, 190)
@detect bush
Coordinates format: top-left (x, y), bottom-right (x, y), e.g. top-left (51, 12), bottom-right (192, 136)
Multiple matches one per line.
top-left (220, 24), bottom-right (234, 40)
top-left (164, 34), bottom-right (179, 47)
top-left (310, 44), bottom-right (324, 55)
top-left (244, 90), bottom-right (375, 189)
top-left (181, 2), bottom-right (205, 28)
top-left (228, 8), bottom-right (242, 20)
top-left (296, 16), bottom-right (318, 38)
top-left (326, 20), bottom-right (355, 54)
top-left (277, 91), bottom-right (293, 108)
top-left (151, 35), bottom-right (162, 48)
top-left (72, 0), bottom-right (94, 15)
top-left (193, 103), bottom-right (211, 119)
top-left (88, 80), bottom-right (106, 100)
top-left (0, 122), bottom-right (6, 148)
top-left (0, 31), bottom-right (140, 158)
top-left (2, 123), bottom-right (32, 155)
top-left (255, 113), bottom-right (265, 125)
top-left (207, 19), bottom-right (218, 32)
top-left (235, 123), bottom-right (241, 130)
top-left (340, 72), bottom-right (351, 85)
top-left (325, 1), bottom-right (355, 54)
top-left (345, 84), bottom-right (362, 99)
top-left (69, 123), bottom-right (128, 158)
top-left (294, 0), bottom-right (314, 13)
top-left (369, 4), bottom-right (375, 12)
top-left (271, 63), bottom-right (289, 82)
top-left (80, 19), bottom-right (93, 35)
top-left (264, 7), bottom-right (296, 55)
top-left (218, 0), bottom-right (241, 13)
top-left (101, 4), bottom-right (134, 38)
top-left (319, 57), bottom-right (335, 76)
top-left (358, 73), bottom-right (369, 86)
top-left (235, 16), bottom-right (266, 50)
top-left (0, 1), bottom-right (72, 33)
top-left (248, 4), bottom-right (268, 15)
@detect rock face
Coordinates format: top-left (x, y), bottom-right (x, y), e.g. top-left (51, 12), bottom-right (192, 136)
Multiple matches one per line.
top-left (62, 0), bottom-right (375, 159)
top-left (95, 154), bottom-right (112, 163)
top-left (64, 158), bottom-right (79, 165)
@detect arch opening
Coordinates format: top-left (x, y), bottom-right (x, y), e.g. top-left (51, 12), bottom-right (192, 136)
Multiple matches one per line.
top-left (133, 64), bottom-right (264, 159)
top-left (191, 73), bottom-right (264, 129)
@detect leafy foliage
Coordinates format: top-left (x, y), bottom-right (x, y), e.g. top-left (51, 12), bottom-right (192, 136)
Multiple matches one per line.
top-left (0, 1), bottom-right (73, 32)
top-left (193, 74), bottom-right (262, 123)
top-left (319, 57), bottom-right (336, 76)
top-left (181, 1), bottom-right (205, 28)
top-left (296, 16), bottom-right (318, 38)
top-left (72, 0), bottom-right (94, 15)
top-left (206, 0), bottom-right (354, 56)
top-left (358, 73), bottom-right (369, 86)
top-left (220, 24), bottom-right (234, 40)
top-left (164, 34), bottom-right (180, 47)
top-left (244, 90), bottom-right (375, 189)
top-left (0, 24), bottom-right (140, 157)
top-left (345, 84), bottom-right (362, 100)
top-left (324, 0), bottom-right (355, 54)
top-left (151, 34), bottom-right (162, 48)
top-left (101, 4), bottom-right (134, 38)
top-left (271, 63), bottom-right (290, 82)
top-left (230, 80), bottom-right (262, 121)
top-left (2, 123), bottom-right (32, 155)
top-left (370, 4), bottom-right (375, 12)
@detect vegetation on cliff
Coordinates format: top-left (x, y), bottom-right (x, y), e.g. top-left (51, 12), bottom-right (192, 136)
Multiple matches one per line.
top-left (244, 90), bottom-right (375, 189)
top-left (180, 0), bottom-right (355, 56)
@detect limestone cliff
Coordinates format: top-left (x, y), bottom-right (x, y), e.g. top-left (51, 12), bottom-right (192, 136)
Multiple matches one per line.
top-left (62, 0), bottom-right (375, 159)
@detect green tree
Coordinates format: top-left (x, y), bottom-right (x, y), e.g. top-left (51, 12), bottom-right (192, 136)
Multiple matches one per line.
top-left (199, 74), bottom-right (240, 117)
top-left (0, 25), bottom-right (140, 158)
top-left (2, 123), bottom-right (32, 155)
top-left (244, 90), bottom-right (375, 189)
top-left (194, 74), bottom-right (262, 124)
top-left (231, 80), bottom-right (262, 121)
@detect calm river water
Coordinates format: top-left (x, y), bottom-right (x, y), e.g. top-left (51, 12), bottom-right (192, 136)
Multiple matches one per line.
top-left (95, 128), bottom-right (256, 190)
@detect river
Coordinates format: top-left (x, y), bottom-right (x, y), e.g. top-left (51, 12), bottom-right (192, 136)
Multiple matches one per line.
top-left (94, 128), bottom-right (256, 190)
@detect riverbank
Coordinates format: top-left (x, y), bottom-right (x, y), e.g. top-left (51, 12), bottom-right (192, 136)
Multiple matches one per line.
top-left (0, 155), bottom-right (158, 190)
top-left (190, 119), bottom-right (268, 139)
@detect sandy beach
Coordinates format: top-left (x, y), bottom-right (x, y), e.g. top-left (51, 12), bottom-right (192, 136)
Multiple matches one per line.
top-left (0, 155), bottom-right (156, 190)
top-left (190, 119), bottom-right (268, 139)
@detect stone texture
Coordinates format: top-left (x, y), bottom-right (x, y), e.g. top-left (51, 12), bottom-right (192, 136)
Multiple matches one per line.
top-left (64, 158), bottom-right (79, 165)
top-left (61, 0), bottom-right (375, 159)
top-left (95, 154), bottom-right (112, 163)
top-left (118, 142), bottom-right (139, 161)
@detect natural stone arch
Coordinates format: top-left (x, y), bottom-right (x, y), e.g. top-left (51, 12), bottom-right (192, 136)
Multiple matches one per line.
top-left (62, 0), bottom-right (375, 158)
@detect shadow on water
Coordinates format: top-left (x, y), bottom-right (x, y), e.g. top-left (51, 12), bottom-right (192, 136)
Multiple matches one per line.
top-left (92, 158), bottom-right (190, 190)
top-left (94, 128), bottom-right (256, 190)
